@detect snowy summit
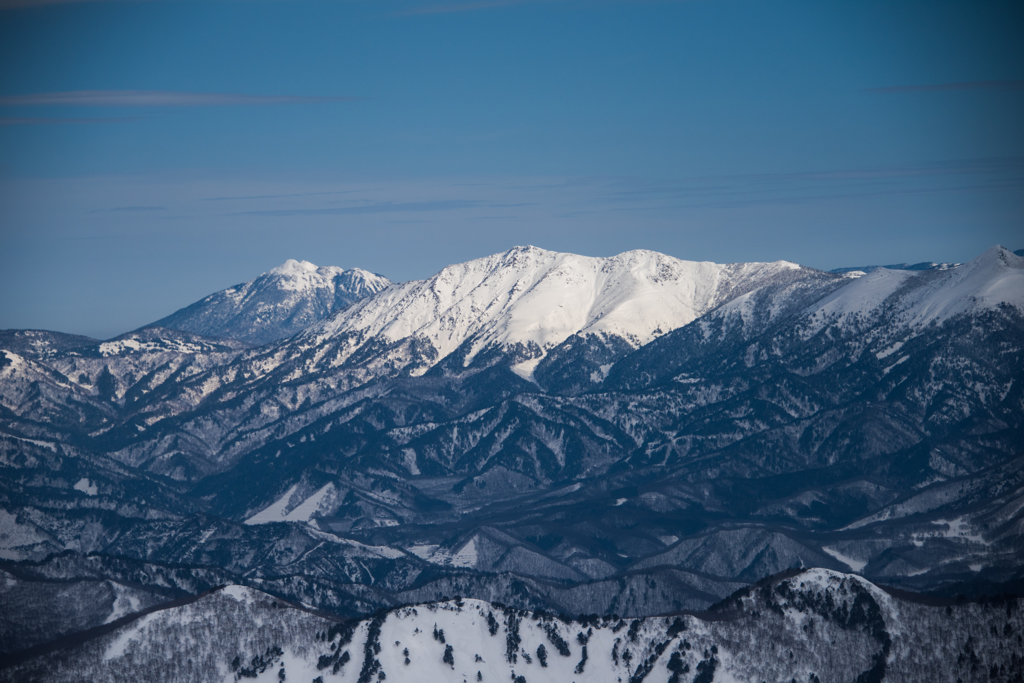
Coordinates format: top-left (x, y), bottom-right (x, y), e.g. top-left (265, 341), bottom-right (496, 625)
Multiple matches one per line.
top-left (148, 259), bottom-right (391, 346)
top-left (308, 245), bottom-right (807, 379)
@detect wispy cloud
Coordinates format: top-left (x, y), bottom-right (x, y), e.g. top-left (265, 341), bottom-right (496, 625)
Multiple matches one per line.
top-left (0, 90), bottom-right (358, 107)
top-left (1, 0), bottom-right (271, 9)
top-left (193, 158), bottom-right (1023, 225)
top-left (231, 199), bottom-right (533, 217)
top-left (204, 190), bottom-right (361, 202)
top-left (90, 205), bottom-right (166, 213)
top-left (398, 0), bottom-right (561, 15)
top-left (0, 0), bottom-right (105, 8)
top-left (1, 0), bottom-right (541, 10)
top-left (586, 157), bottom-right (1024, 211)
top-left (397, 0), bottom-right (678, 15)
top-left (865, 80), bottom-right (1024, 94)
top-left (0, 115), bottom-right (144, 125)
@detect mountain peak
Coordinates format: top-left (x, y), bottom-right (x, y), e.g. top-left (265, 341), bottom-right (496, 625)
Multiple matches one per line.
top-left (267, 258), bottom-right (325, 277)
top-left (808, 244), bottom-right (1024, 333)
top-left (311, 247), bottom-right (818, 377)
top-left (975, 244), bottom-right (1022, 268)
top-left (504, 244), bottom-right (543, 255)
top-left (148, 261), bottom-right (391, 345)
top-left (950, 244), bottom-right (1022, 282)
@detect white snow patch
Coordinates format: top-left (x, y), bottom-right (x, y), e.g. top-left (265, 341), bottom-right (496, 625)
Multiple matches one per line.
top-left (74, 477), bottom-right (98, 496)
top-left (103, 613), bottom-right (157, 661)
top-left (220, 584), bottom-right (259, 603)
top-left (104, 587), bottom-right (141, 623)
top-left (875, 341), bottom-right (904, 359)
top-left (407, 544), bottom-right (439, 560)
top-left (1, 434), bottom-right (57, 452)
top-left (448, 537), bottom-right (478, 568)
top-left (244, 484), bottom-right (299, 525)
top-left (283, 484), bottom-right (334, 523)
top-left (590, 363), bottom-right (615, 383)
top-left (0, 350), bottom-right (26, 375)
top-left (510, 356), bottom-right (542, 383)
top-left (402, 448), bottom-right (420, 476)
top-left (409, 538), bottom-right (478, 568)
top-left (99, 338), bottom-right (142, 355)
top-left (933, 517), bottom-right (988, 544)
top-left (822, 546), bottom-right (867, 572)
top-left (245, 483), bottom-right (339, 525)
top-left (882, 354), bottom-right (910, 375)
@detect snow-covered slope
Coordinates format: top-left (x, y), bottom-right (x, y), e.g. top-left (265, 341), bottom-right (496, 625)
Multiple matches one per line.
top-left (150, 259), bottom-right (391, 346)
top-left (806, 245), bottom-right (1023, 332)
top-left (307, 245), bottom-right (807, 377)
top-left (830, 260), bottom-right (961, 275)
top-left (6, 570), bottom-right (1023, 683)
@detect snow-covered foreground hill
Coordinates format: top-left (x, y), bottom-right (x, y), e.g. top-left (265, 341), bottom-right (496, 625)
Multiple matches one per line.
top-left (3, 569), bottom-right (1021, 683)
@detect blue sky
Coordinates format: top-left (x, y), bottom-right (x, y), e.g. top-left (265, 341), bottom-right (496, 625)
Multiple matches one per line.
top-left (1, 0), bottom-right (1022, 338)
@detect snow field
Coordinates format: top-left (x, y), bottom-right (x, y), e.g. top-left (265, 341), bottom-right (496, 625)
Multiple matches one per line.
top-left (327, 600), bottom-right (678, 683)
top-left (18, 568), bottom-right (1016, 683)
top-left (312, 246), bottom-right (806, 374)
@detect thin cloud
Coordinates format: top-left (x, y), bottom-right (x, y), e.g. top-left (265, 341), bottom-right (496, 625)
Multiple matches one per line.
top-left (400, 0), bottom-right (553, 15)
top-left (598, 157), bottom-right (1024, 199)
top-left (231, 199), bottom-right (489, 217)
top-left (0, 0), bottom-right (277, 8)
top-left (0, 90), bottom-right (358, 107)
top-left (566, 157), bottom-right (1024, 210)
top-left (0, 0), bottom-right (111, 7)
top-left (865, 80), bottom-right (1024, 94)
top-left (396, 0), bottom-right (635, 15)
top-left (90, 206), bottom-right (166, 214)
top-left (690, 180), bottom-right (1024, 211)
top-left (0, 116), bottom-right (144, 125)
top-left (204, 190), bottom-right (361, 202)
top-left (398, 0), bottom-right (676, 15)
top-left (231, 199), bottom-right (532, 217)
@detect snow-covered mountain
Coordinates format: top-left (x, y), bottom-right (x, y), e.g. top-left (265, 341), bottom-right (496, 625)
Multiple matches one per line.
top-left (2, 245), bottom-right (1023, 679)
top-left (149, 259), bottom-right (391, 345)
top-left (4, 569), bottom-right (1022, 683)
top-left (810, 244), bottom-right (1023, 331)
top-left (300, 245), bottom-right (812, 381)
top-left (611, 244), bottom-right (1023, 386)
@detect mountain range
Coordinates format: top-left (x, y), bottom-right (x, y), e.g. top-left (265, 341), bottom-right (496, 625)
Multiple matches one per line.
top-left (1, 245), bottom-right (1022, 679)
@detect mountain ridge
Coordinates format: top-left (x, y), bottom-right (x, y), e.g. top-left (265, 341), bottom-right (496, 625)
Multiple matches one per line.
top-left (300, 245), bottom-right (817, 382)
top-left (148, 259), bottom-right (391, 346)
top-left (3, 568), bottom-right (1021, 683)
